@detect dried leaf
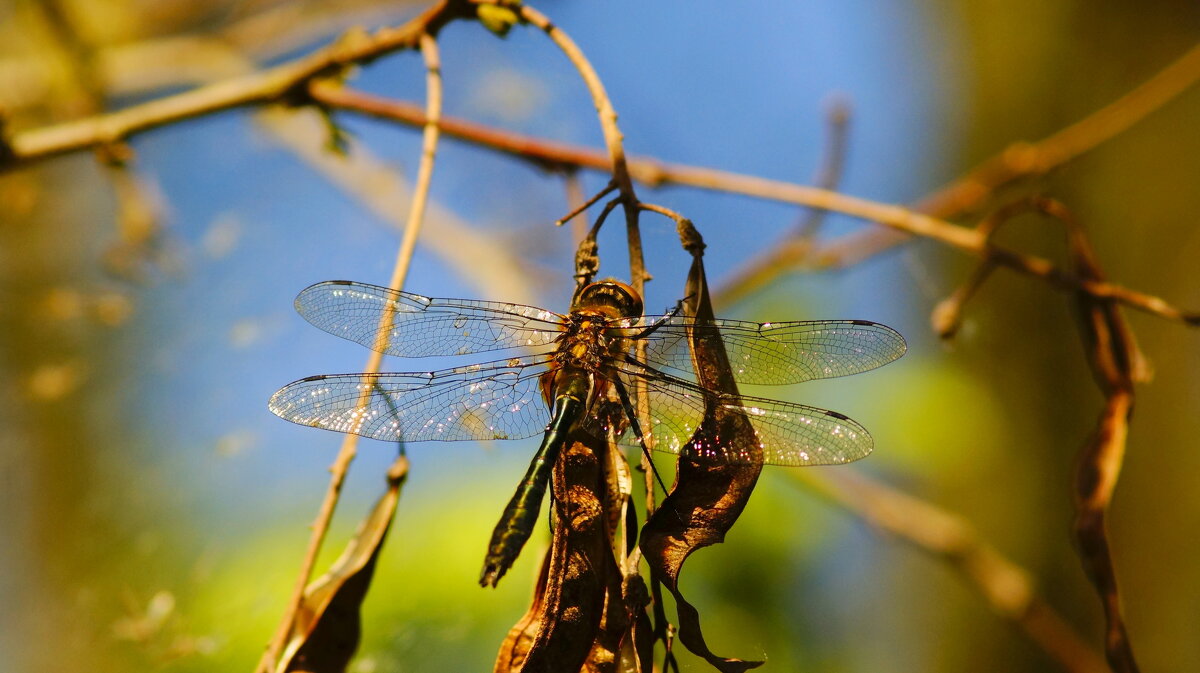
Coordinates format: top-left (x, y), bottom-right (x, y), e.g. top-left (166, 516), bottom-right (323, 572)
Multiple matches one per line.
top-left (278, 457), bottom-right (408, 673)
top-left (640, 258), bottom-right (763, 672)
top-left (494, 548), bottom-right (552, 672)
top-left (1066, 219), bottom-right (1142, 672)
top-left (584, 437), bottom-right (652, 673)
top-left (498, 430), bottom-right (610, 673)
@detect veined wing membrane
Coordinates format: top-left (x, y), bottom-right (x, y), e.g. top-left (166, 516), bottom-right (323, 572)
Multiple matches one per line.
top-left (615, 365), bottom-right (873, 466)
top-left (269, 357), bottom-right (553, 442)
top-left (295, 281), bottom-right (565, 358)
top-left (624, 316), bottom-right (906, 385)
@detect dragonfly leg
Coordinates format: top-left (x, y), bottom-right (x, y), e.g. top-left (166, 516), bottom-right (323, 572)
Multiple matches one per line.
top-left (629, 296), bottom-right (688, 339)
top-left (611, 377), bottom-right (672, 498)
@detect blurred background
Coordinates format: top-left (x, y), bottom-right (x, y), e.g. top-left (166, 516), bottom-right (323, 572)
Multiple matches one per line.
top-left (1, 0), bottom-right (1198, 671)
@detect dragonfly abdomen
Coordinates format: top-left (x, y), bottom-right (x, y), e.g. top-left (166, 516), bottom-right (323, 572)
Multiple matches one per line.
top-left (479, 384), bottom-right (589, 588)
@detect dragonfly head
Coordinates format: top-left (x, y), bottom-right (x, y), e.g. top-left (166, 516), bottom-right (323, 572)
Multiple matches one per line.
top-left (574, 280), bottom-right (643, 318)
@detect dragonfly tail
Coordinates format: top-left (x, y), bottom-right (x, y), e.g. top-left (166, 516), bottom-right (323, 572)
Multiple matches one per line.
top-left (479, 393), bottom-right (584, 588)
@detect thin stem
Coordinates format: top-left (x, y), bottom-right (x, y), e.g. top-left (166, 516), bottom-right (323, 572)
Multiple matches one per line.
top-left (561, 172), bottom-right (589, 244)
top-left (556, 179), bottom-right (617, 227)
top-left (516, 4), bottom-right (635, 202)
top-left (307, 86), bottom-right (1198, 325)
top-left (254, 32), bottom-right (443, 673)
top-left (811, 41), bottom-right (1200, 267)
top-left (2, 0), bottom-right (465, 169)
top-left (516, 3), bottom-right (648, 287)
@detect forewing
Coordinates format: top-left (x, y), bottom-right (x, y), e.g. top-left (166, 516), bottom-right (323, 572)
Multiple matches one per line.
top-left (629, 316), bottom-right (906, 385)
top-left (617, 368), bottom-right (873, 466)
top-left (269, 358), bottom-right (552, 442)
top-left (295, 281), bottom-right (564, 357)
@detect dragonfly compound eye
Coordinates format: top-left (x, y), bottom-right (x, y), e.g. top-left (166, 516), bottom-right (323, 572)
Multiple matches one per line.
top-left (576, 280), bottom-right (643, 318)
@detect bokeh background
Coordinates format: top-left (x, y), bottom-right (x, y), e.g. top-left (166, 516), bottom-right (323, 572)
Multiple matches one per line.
top-left (1, 1), bottom-right (1198, 671)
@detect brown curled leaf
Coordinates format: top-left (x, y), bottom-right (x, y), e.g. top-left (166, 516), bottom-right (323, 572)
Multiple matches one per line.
top-left (583, 573), bottom-right (655, 673)
top-left (496, 428), bottom-right (610, 673)
top-left (1063, 203), bottom-right (1144, 673)
top-left (279, 457), bottom-right (408, 673)
top-left (494, 548), bottom-right (552, 672)
top-left (622, 574), bottom-right (656, 673)
top-left (640, 256), bottom-right (764, 673)
top-left (585, 425), bottom-right (650, 673)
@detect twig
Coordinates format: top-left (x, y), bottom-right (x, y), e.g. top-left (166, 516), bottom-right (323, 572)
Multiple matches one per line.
top-left (570, 197), bottom-right (618, 284)
top-left (254, 31), bottom-right (444, 673)
top-left (303, 86), bottom-right (1198, 326)
top-left (555, 179), bottom-right (617, 227)
top-left (515, 3), bottom-right (648, 288)
top-left (515, 5), bottom-right (635, 204)
top-left (1051, 199), bottom-right (1145, 673)
top-left (561, 172), bottom-right (589, 244)
top-left (1076, 389), bottom-right (1138, 673)
top-left (2, 0), bottom-right (468, 169)
top-left (10, 35), bottom-right (1197, 325)
top-left (925, 197), bottom-right (1148, 670)
top-left (793, 468), bottom-right (1109, 673)
top-left (928, 203), bottom-right (1021, 338)
top-left (808, 41), bottom-right (1200, 269)
top-left (930, 258), bottom-right (995, 339)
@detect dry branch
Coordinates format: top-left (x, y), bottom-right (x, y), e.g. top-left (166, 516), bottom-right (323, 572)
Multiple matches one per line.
top-left (516, 2), bottom-right (662, 532)
top-left (1, 0), bottom-right (469, 168)
top-left (255, 29), bottom-right (445, 673)
top-left (301, 85), bottom-right (1199, 326)
top-left (5, 14), bottom-right (1195, 324)
top-left (807, 41), bottom-right (1200, 272)
top-left (924, 197), bottom-right (1148, 671)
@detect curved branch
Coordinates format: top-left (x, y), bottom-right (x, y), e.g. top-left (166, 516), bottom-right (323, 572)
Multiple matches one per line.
top-left (809, 41), bottom-right (1200, 268)
top-left (1, 0), bottom-right (468, 169)
top-left (515, 3), bottom-right (649, 296)
top-left (254, 30), bottom-right (445, 673)
top-left (516, 4), bottom-right (633, 200)
top-left (303, 86), bottom-right (1198, 326)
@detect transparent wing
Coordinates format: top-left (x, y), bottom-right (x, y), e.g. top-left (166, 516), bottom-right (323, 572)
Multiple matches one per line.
top-left (294, 281), bottom-right (565, 357)
top-left (268, 357), bottom-right (553, 442)
top-left (615, 366), bottom-right (873, 466)
top-left (624, 316), bottom-right (906, 385)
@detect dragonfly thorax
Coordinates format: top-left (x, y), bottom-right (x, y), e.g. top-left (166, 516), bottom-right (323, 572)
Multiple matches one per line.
top-left (553, 311), bottom-right (628, 371)
top-left (547, 280), bottom-right (644, 372)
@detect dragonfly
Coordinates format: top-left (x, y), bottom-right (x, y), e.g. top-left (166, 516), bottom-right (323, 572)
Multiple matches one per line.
top-left (269, 280), bottom-right (905, 587)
